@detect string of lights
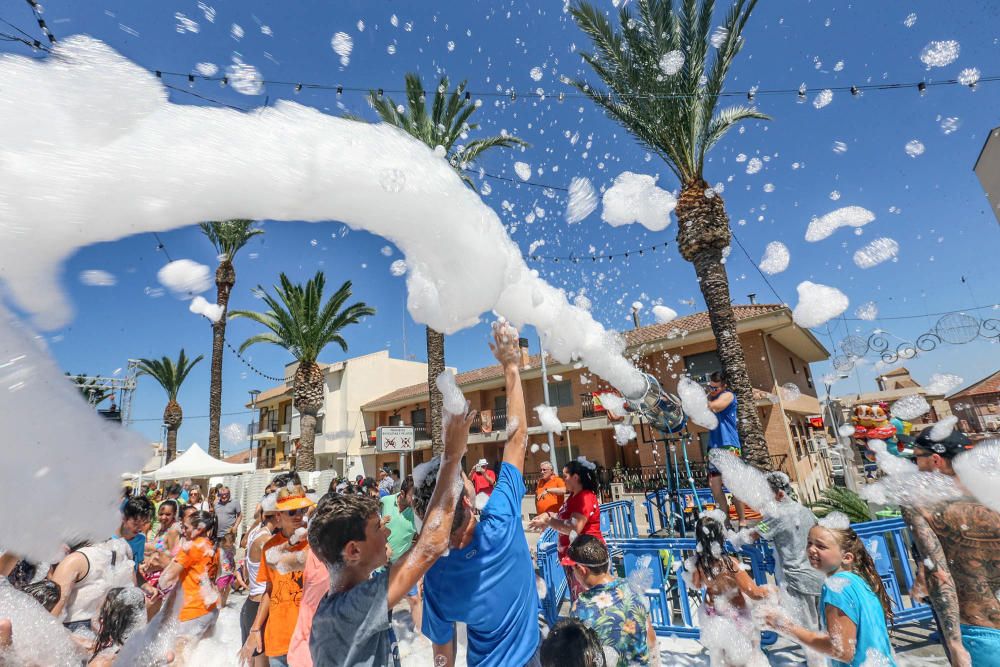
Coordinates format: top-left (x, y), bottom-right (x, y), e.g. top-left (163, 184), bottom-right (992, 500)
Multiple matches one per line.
top-left (223, 338), bottom-right (285, 383)
top-left (150, 68), bottom-right (998, 102)
top-left (23, 0), bottom-right (56, 45)
top-left (527, 240), bottom-right (672, 263)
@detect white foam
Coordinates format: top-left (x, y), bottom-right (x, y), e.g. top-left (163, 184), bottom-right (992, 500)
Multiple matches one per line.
top-left (805, 206), bottom-right (875, 242)
top-left (920, 40), bottom-right (960, 68)
top-left (331, 32), bottom-right (353, 66)
top-left (928, 415), bottom-right (958, 442)
top-left (514, 161), bottom-right (532, 181)
top-left (891, 394), bottom-right (930, 420)
top-left (613, 423), bottom-right (636, 446)
top-left (157, 259), bottom-right (212, 297)
top-left (658, 50), bottom-right (684, 76)
top-left (565, 176), bottom-right (598, 224)
top-left (677, 376), bottom-right (718, 430)
top-left (792, 281), bottom-right (849, 328)
top-left (435, 371), bottom-right (467, 416)
top-left (758, 241), bottom-right (790, 275)
top-left (189, 295), bottom-right (224, 322)
top-left (953, 440), bottom-right (1000, 516)
top-left (652, 305), bottom-right (678, 324)
top-left (853, 237), bottom-right (899, 269)
top-left (601, 172), bottom-right (676, 232)
top-left (79, 269), bottom-right (117, 287)
top-left (708, 449), bottom-right (778, 516)
top-left (534, 404), bottom-right (564, 434)
top-left (924, 373), bottom-right (963, 395)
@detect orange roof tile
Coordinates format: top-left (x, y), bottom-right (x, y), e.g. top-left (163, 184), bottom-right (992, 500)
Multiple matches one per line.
top-left (363, 304), bottom-right (786, 410)
top-left (948, 369), bottom-right (1000, 399)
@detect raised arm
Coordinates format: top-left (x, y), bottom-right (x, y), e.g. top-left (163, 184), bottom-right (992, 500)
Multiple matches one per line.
top-left (387, 406), bottom-right (475, 607)
top-left (49, 552), bottom-right (88, 617)
top-left (902, 507), bottom-right (971, 667)
top-left (491, 321), bottom-right (528, 472)
top-left (708, 391), bottom-right (734, 413)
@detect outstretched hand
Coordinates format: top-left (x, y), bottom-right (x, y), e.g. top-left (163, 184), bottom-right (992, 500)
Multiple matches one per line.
top-left (489, 319), bottom-right (521, 367)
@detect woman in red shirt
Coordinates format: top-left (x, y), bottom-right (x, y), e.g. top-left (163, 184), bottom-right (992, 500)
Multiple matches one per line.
top-left (529, 457), bottom-right (604, 599)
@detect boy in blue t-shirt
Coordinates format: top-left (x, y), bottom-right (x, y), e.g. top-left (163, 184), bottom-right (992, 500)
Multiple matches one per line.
top-left (412, 321), bottom-right (542, 667)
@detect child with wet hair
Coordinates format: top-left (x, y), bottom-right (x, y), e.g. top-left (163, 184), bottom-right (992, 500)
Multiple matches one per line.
top-left (88, 586), bottom-right (146, 665)
top-left (687, 512), bottom-right (774, 666)
top-left (540, 618), bottom-right (607, 667)
top-left (765, 520), bottom-right (897, 667)
top-left (307, 404), bottom-right (474, 666)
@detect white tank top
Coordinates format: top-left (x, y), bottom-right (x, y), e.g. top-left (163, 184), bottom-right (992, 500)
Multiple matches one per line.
top-left (246, 524), bottom-right (271, 597)
top-left (63, 538), bottom-right (135, 623)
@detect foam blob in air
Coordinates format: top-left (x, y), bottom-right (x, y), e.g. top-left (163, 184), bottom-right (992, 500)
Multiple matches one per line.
top-left (677, 376), bottom-right (718, 430)
top-left (758, 241), bottom-right (790, 275)
top-left (853, 237), bottom-right (899, 269)
top-left (601, 172), bottom-right (676, 232)
top-left (534, 404), bottom-right (564, 434)
top-left (565, 176), bottom-right (598, 224)
top-left (792, 281), bottom-right (849, 328)
top-left (189, 295), bottom-right (224, 322)
top-left (652, 305), bottom-right (678, 324)
top-left (435, 371), bottom-right (467, 415)
top-left (157, 259), bottom-right (212, 297)
top-left (805, 206), bottom-right (875, 242)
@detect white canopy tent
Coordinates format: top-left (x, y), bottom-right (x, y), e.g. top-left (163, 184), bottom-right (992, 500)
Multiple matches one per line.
top-left (151, 443), bottom-right (255, 481)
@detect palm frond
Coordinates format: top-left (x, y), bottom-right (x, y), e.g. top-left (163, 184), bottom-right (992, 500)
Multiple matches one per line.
top-left (230, 272), bottom-right (374, 365)
top-left (570, 0), bottom-right (765, 185)
top-left (136, 349), bottom-right (203, 401)
top-left (809, 486), bottom-right (873, 524)
top-left (199, 219), bottom-right (263, 261)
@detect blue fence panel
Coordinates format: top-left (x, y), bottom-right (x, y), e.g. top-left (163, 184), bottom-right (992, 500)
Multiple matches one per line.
top-left (852, 517), bottom-right (933, 626)
top-left (599, 499), bottom-right (639, 541)
top-left (536, 528), bottom-right (568, 626)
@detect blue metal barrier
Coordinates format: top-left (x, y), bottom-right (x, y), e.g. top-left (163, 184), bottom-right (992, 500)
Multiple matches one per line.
top-left (852, 517), bottom-right (933, 626)
top-left (599, 499), bottom-right (639, 540)
top-left (536, 527), bottom-right (567, 626)
top-left (643, 487), bottom-right (720, 536)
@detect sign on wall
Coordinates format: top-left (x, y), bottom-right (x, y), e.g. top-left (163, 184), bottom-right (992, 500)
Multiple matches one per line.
top-left (377, 426), bottom-right (415, 453)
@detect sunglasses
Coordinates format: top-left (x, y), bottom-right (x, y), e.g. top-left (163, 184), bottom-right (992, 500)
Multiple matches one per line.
top-left (284, 508), bottom-right (307, 517)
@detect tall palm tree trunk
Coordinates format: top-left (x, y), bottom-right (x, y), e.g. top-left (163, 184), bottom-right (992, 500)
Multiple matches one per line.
top-left (163, 400), bottom-right (183, 463)
top-left (293, 362), bottom-right (325, 472)
top-left (166, 426), bottom-right (179, 463)
top-left (676, 183), bottom-right (770, 470)
top-left (207, 260), bottom-right (236, 459)
top-left (426, 327), bottom-right (446, 456)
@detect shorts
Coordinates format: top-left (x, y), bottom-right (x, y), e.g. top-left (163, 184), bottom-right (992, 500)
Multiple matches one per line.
top-left (216, 574), bottom-right (235, 589)
top-left (240, 598), bottom-right (264, 656)
top-left (707, 446), bottom-right (741, 476)
top-left (961, 624), bottom-right (1000, 666)
top-left (177, 608), bottom-right (219, 639)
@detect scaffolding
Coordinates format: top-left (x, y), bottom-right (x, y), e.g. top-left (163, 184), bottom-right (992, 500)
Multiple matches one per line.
top-left (66, 359), bottom-right (140, 426)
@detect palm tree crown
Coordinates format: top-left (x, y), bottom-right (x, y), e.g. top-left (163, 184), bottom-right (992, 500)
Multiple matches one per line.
top-left (200, 219), bottom-right (264, 262)
top-left (137, 350), bottom-right (204, 401)
top-left (369, 73), bottom-right (529, 187)
top-left (570, 0), bottom-right (767, 183)
top-left (229, 272), bottom-right (375, 363)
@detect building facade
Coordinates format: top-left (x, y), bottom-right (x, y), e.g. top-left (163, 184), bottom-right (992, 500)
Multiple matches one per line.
top-left (948, 369), bottom-right (1000, 439)
top-left (247, 351), bottom-right (428, 475)
top-left (362, 304), bottom-right (836, 504)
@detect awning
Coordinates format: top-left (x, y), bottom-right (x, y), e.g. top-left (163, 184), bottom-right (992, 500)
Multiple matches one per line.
top-left (152, 443), bottom-right (255, 481)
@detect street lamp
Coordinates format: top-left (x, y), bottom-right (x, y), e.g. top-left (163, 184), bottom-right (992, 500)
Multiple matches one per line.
top-left (248, 389), bottom-right (261, 465)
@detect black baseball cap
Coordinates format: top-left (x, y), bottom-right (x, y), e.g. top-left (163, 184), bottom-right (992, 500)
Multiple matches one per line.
top-left (912, 426), bottom-right (973, 458)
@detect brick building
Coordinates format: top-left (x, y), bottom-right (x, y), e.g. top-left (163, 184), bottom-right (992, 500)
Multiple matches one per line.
top-left (362, 304), bottom-right (835, 503)
top-left (948, 369), bottom-right (1000, 439)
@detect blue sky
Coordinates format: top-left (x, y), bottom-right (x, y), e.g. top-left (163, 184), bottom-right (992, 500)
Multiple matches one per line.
top-left (4, 0), bottom-right (999, 454)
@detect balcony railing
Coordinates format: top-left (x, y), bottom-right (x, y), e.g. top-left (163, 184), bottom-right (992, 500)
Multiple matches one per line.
top-left (249, 417), bottom-right (278, 435)
top-left (581, 393), bottom-right (596, 418)
top-left (469, 407), bottom-right (508, 434)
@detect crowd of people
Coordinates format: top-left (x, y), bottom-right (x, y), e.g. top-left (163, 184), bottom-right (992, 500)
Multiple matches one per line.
top-left (2, 320), bottom-right (998, 667)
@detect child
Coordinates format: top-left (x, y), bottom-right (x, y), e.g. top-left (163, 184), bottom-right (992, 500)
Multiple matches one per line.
top-left (766, 522), bottom-right (897, 667)
top-left (540, 618), bottom-right (608, 667)
top-left (686, 513), bottom-right (773, 666)
top-left (307, 405), bottom-right (475, 666)
top-left (87, 586), bottom-right (146, 666)
top-left (215, 532), bottom-right (236, 607)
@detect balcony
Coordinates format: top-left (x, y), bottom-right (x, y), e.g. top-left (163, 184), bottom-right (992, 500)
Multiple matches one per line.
top-left (469, 407), bottom-right (507, 434)
top-left (250, 417), bottom-right (279, 440)
top-left (581, 393), bottom-right (596, 418)
top-left (360, 423), bottom-right (432, 450)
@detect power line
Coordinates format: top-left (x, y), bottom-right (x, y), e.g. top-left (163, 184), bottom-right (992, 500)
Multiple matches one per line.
top-left (23, 0), bottom-right (56, 45)
top-left (162, 82), bottom-right (250, 112)
top-left (730, 232), bottom-right (784, 304)
top-left (841, 302), bottom-right (998, 322)
top-left (528, 240), bottom-right (672, 263)
top-left (129, 409), bottom-right (254, 423)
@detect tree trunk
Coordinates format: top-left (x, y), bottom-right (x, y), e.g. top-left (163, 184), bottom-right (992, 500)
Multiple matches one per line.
top-left (163, 400), bottom-right (183, 463)
top-left (293, 362), bottom-right (325, 472)
top-left (676, 182), bottom-right (771, 471)
top-left (426, 326), bottom-right (446, 456)
top-left (207, 260), bottom-right (235, 459)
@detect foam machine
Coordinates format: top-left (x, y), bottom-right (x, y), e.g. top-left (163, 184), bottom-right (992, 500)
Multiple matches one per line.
top-left (623, 373), bottom-right (703, 537)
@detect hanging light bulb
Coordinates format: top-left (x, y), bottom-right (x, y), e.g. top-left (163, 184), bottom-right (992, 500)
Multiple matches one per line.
top-left (747, 90), bottom-right (755, 102)
top-left (377, 88), bottom-right (384, 99)
top-left (220, 76), bottom-right (228, 87)
top-left (918, 81), bottom-right (927, 96)
top-left (558, 92), bottom-right (565, 102)
top-left (797, 84), bottom-right (806, 103)
top-left (465, 91), bottom-right (471, 101)
top-left (510, 89), bottom-right (517, 102)
top-left (155, 70), bottom-right (162, 78)
top-left (187, 74), bottom-right (195, 88)
top-left (294, 83), bottom-right (303, 94)
top-left (850, 85), bottom-right (859, 96)
top-left (336, 85), bottom-right (343, 96)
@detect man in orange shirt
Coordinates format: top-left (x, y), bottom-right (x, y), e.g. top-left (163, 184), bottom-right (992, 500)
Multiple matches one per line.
top-left (535, 460), bottom-right (567, 515)
top-left (240, 485), bottom-right (314, 667)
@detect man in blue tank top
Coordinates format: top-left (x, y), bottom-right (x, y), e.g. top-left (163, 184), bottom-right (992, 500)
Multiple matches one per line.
top-left (706, 370), bottom-right (747, 528)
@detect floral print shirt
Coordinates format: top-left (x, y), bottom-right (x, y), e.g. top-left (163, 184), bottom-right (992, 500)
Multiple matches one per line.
top-left (571, 578), bottom-right (652, 666)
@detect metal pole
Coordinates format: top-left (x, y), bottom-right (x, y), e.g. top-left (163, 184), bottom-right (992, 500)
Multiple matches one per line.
top-left (537, 333), bottom-right (558, 469)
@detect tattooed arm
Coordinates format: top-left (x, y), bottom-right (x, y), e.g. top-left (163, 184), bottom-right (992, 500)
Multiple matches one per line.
top-left (902, 507), bottom-right (972, 667)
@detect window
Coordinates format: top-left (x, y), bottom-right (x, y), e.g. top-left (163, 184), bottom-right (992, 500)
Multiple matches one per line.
top-left (549, 380), bottom-right (574, 407)
top-left (685, 351), bottom-right (722, 384)
top-left (411, 408), bottom-right (426, 427)
top-left (494, 395), bottom-right (507, 412)
top-left (789, 357), bottom-right (798, 375)
top-left (315, 415), bottom-right (324, 435)
top-left (804, 365), bottom-right (814, 389)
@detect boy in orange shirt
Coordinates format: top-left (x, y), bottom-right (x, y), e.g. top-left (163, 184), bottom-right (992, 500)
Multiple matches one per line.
top-left (240, 485), bottom-right (314, 667)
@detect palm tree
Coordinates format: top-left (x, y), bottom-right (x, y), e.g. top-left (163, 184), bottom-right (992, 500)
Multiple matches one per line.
top-left (809, 486), bottom-right (873, 524)
top-left (200, 219), bottom-right (264, 459)
top-left (229, 272), bottom-right (375, 471)
top-left (137, 350), bottom-right (204, 463)
top-left (369, 73), bottom-right (528, 454)
top-left (571, 0), bottom-right (772, 468)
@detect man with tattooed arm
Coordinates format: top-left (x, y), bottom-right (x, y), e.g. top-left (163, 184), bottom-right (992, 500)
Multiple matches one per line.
top-left (902, 427), bottom-right (1000, 667)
